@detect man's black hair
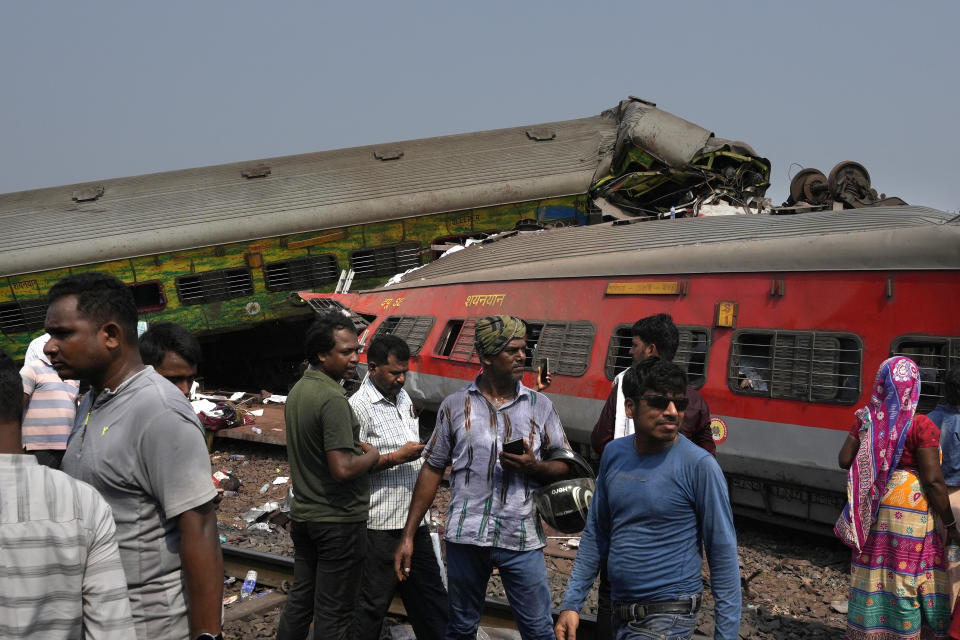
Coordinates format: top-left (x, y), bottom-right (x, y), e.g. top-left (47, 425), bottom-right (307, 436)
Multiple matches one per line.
top-left (367, 334), bottom-right (410, 366)
top-left (621, 357), bottom-right (687, 401)
top-left (631, 313), bottom-right (679, 362)
top-left (47, 273), bottom-right (139, 345)
top-left (945, 366), bottom-right (960, 406)
top-left (0, 351), bottom-right (23, 424)
top-left (139, 322), bottom-right (202, 367)
top-left (304, 311), bottom-right (357, 366)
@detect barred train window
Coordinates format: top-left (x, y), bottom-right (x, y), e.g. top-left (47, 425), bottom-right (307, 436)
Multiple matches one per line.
top-left (349, 243), bottom-right (421, 279)
top-left (0, 299), bottom-right (48, 333)
top-left (435, 318), bottom-right (480, 363)
top-left (176, 268), bottom-right (254, 305)
top-left (433, 318), bottom-right (595, 377)
top-left (371, 316), bottom-right (435, 355)
top-left (728, 330), bottom-right (861, 404)
top-left (523, 320), bottom-right (595, 377)
top-left (604, 324), bottom-right (710, 389)
top-left (891, 335), bottom-right (960, 413)
top-left (0, 282), bottom-right (167, 333)
top-left (263, 255), bottom-right (339, 291)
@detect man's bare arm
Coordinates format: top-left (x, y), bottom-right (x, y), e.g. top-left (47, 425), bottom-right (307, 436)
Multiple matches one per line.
top-left (178, 501), bottom-right (223, 638)
top-left (327, 444), bottom-right (380, 482)
top-left (394, 462), bottom-right (444, 581)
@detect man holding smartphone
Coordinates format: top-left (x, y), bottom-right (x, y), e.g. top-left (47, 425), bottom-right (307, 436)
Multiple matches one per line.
top-left (394, 315), bottom-right (573, 640)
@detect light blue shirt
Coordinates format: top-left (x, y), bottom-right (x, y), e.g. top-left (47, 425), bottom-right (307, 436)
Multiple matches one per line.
top-left (561, 435), bottom-right (741, 639)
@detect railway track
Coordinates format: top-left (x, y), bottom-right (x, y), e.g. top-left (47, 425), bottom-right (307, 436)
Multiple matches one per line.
top-left (221, 544), bottom-right (598, 638)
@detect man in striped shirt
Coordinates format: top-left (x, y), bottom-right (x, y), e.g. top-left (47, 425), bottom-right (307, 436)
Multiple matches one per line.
top-left (349, 334), bottom-right (448, 640)
top-left (20, 333), bottom-right (79, 468)
top-left (0, 349), bottom-right (135, 638)
top-left (394, 315), bottom-right (573, 640)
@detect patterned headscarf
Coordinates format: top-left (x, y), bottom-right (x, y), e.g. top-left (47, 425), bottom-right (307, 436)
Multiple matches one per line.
top-left (474, 315), bottom-right (526, 357)
top-left (835, 356), bottom-right (921, 551)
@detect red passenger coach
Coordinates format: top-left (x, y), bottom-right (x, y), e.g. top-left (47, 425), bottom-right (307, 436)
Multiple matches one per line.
top-left (302, 206), bottom-right (960, 531)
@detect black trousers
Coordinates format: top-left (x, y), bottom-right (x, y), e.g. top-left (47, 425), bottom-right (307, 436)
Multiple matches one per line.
top-left (352, 526), bottom-right (448, 640)
top-left (276, 520), bottom-right (367, 640)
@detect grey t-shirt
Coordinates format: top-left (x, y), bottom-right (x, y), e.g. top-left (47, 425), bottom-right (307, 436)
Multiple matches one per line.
top-left (62, 366), bottom-right (216, 640)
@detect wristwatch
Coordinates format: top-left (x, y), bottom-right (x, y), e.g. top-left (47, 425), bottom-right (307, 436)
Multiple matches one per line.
top-left (194, 633), bottom-right (223, 640)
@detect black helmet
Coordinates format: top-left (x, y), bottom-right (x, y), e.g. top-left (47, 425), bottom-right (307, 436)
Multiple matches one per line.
top-left (534, 449), bottom-right (596, 534)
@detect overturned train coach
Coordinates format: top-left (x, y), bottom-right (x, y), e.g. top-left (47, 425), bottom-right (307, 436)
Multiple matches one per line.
top-left (0, 97), bottom-right (768, 390)
top-left (302, 206), bottom-right (960, 532)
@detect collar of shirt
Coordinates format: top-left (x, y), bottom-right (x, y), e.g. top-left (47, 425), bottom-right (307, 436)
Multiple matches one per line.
top-left (465, 376), bottom-right (531, 408)
top-left (357, 375), bottom-right (410, 408)
top-left (301, 368), bottom-right (348, 395)
top-left (90, 366), bottom-right (152, 410)
top-left (0, 453), bottom-right (39, 468)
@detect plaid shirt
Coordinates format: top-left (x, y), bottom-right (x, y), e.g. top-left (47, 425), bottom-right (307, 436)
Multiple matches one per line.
top-left (349, 376), bottom-right (425, 530)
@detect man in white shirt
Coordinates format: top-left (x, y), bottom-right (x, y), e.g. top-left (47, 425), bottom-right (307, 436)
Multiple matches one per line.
top-left (349, 334), bottom-right (448, 640)
top-left (0, 349), bottom-right (135, 639)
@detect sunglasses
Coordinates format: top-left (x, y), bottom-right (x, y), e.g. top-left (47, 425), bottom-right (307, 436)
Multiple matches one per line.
top-left (639, 394), bottom-right (689, 411)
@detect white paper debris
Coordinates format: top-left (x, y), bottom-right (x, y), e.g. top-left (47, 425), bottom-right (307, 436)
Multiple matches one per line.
top-left (191, 399), bottom-right (218, 414)
top-left (229, 391), bottom-right (245, 401)
top-left (263, 395), bottom-right (287, 404)
top-left (273, 476), bottom-right (289, 485)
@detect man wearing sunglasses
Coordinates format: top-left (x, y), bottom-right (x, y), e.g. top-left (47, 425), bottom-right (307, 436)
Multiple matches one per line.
top-left (556, 359), bottom-right (740, 640)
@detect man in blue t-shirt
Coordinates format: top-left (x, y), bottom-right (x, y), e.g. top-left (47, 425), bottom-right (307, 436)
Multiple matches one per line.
top-left (556, 359), bottom-right (741, 640)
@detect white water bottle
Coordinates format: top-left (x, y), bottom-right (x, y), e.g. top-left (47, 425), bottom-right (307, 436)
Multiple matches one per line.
top-left (240, 570), bottom-right (257, 599)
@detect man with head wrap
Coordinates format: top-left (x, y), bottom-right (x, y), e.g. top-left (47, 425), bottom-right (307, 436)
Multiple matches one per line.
top-left (393, 315), bottom-right (573, 640)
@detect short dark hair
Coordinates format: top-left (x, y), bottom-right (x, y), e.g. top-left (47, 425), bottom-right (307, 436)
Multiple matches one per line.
top-left (945, 366), bottom-right (960, 406)
top-left (140, 322), bottom-right (202, 367)
top-left (621, 357), bottom-right (687, 400)
top-left (304, 311), bottom-right (356, 366)
top-left (0, 351), bottom-right (23, 424)
top-left (47, 273), bottom-right (138, 345)
top-left (631, 314), bottom-right (679, 362)
top-left (367, 334), bottom-right (410, 366)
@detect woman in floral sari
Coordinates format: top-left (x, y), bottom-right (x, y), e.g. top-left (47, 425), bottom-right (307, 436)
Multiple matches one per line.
top-left (836, 356), bottom-right (960, 639)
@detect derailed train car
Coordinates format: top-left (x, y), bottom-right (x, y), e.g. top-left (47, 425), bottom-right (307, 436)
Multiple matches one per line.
top-left (0, 97), bottom-right (768, 389)
top-left (302, 206), bottom-right (960, 531)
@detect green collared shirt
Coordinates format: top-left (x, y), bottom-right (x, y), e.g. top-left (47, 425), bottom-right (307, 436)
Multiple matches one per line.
top-left (286, 369), bottom-right (369, 522)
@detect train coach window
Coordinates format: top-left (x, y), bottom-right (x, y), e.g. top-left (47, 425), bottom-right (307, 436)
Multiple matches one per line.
top-left (891, 335), bottom-right (960, 413)
top-left (176, 268), bottom-right (254, 305)
top-left (0, 299), bottom-right (47, 334)
top-left (604, 324), bottom-right (711, 389)
top-left (434, 318), bottom-right (481, 363)
top-left (728, 330), bottom-right (861, 404)
top-left (371, 315), bottom-right (435, 355)
top-left (264, 255), bottom-right (339, 292)
top-left (524, 320), bottom-right (595, 377)
top-left (127, 282), bottom-right (166, 313)
top-left (350, 243), bottom-right (421, 279)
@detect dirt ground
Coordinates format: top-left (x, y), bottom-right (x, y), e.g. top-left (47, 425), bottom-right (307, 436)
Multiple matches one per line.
top-left (212, 439), bottom-right (850, 639)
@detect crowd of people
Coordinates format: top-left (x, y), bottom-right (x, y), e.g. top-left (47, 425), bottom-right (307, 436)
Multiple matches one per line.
top-left (2, 270), bottom-right (959, 640)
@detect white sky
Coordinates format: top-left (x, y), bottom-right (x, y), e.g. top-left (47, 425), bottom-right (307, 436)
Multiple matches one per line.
top-left (2, 1), bottom-right (958, 211)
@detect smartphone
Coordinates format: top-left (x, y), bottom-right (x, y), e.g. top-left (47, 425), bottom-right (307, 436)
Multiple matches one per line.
top-left (538, 358), bottom-right (550, 385)
top-left (503, 438), bottom-right (525, 455)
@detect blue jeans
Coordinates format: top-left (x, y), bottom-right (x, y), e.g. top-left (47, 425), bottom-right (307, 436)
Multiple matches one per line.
top-left (444, 542), bottom-right (554, 640)
top-left (615, 613), bottom-right (697, 640)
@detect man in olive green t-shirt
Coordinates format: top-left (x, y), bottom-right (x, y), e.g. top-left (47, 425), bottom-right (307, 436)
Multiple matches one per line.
top-left (277, 312), bottom-right (380, 640)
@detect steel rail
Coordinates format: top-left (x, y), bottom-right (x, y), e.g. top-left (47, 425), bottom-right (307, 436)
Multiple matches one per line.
top-left (222, 544), bottom-right (597, 638)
